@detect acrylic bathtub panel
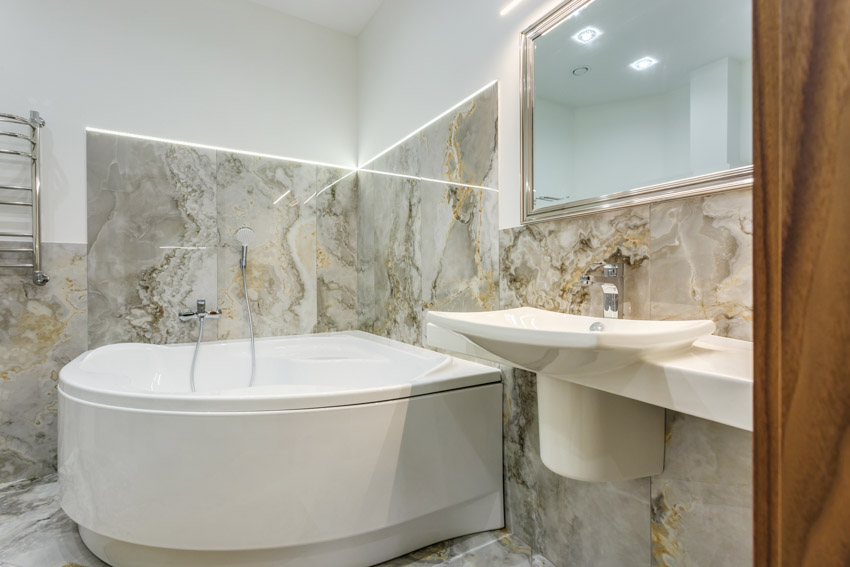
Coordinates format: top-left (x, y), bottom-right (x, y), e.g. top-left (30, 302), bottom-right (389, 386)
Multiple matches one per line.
top-left (86, 132), bottom-right (218, 348)
top-left (0, 243), bottom-right (87, 483)
top-left (215, 151), bottom-right (317, 338)
top-left (649, 189), bottom-right (754, 341)
top-left (317, 168), bottom-right (358, 333)
top-left (59, 384), bottom-right (503, 551)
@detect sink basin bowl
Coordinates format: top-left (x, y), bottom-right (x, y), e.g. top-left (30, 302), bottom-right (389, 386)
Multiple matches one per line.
top-left (426, 307), bottom-right (715, 375)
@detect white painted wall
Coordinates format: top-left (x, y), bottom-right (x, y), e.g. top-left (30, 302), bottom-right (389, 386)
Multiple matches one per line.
top-left (533, 88), bottom-right (691, 203)
top-left (533, 98), bottom-right (574, 203)
top-left (1, 0), bottom-right (358, 243)
top-left (357, 0), bottom-right (567, 229)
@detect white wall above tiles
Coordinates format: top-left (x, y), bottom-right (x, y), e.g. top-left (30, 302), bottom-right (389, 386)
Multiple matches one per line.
top-left (1, 0), bottom-right (358, 243)
top-left (357, 0), bottom-right (566, 229)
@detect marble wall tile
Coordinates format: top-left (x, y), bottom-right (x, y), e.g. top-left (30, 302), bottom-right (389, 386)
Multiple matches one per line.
top-left (356, 171), bottom-right (422, 345)
top-left (499, 192), bottom-right (754, 567)
top-left (500, 206), bottom-right (651, 319)
top-left (317, 168), bottom-right (358, 333)
top-left (0, 244), bottom-right (87, 483)
top-left (87, 132), bottom-right (218, 348)
top-left (650, 412), bottom-right (753, 567)
top-left (503, 368), bottom-right (651, 566)
top-left (369, 83), bottom-right (498, 189)
top-left (420, 184), bottom-right (499, 318)
top-left (649, 190), bottom-right (753, 340)
top-left (215, 152), bottom-right (317, 339)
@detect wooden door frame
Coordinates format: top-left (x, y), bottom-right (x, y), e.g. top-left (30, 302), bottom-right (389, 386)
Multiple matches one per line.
top-left (754, 0), bottom-right (850, 565)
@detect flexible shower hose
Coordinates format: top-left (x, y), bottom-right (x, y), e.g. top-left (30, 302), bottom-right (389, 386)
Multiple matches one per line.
top-left (189, 316), bottom-right (204, 393)
top-left (242, 264), bottom-right (256, 386)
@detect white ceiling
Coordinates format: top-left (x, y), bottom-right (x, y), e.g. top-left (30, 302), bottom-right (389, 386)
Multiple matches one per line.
top-left (246, 0), bottom-right (384, 36)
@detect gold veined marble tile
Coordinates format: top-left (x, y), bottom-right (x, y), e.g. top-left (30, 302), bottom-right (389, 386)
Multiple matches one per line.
top-left (502, 367), bottom-right (651, 566)
top-left (317, 168), bottom-right (358, 333)
top-left (215, 151), bottom-right (318, 339)
top-left (649, 190), bottom-right (753, 340)
top-left (369, 83), bottom-right (498, 189)
top-left (86, 132), bottom-right (218, 348)
top-left (500, 205), bottom-right (651, 319)
top-left (356, 171), bottom-right (423, 345)
top-left (0, 244), bottom-right (86, 483)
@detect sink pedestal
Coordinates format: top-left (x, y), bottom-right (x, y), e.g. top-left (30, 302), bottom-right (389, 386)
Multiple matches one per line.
top-left (537, 374), bottom-right (664, 481)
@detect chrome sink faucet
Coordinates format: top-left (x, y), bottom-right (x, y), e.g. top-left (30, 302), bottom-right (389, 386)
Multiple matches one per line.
top-left (580, 262), bottom-right (624, 319)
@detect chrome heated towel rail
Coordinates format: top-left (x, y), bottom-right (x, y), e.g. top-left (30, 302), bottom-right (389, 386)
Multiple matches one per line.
top-left (0, 111), bottom-right (49, 285)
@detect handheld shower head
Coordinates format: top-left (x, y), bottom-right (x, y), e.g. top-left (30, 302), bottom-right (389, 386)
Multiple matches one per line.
top-left (235, 227), bottom-right (255, 247)
top-left (235, 227), bottom-right (255, 268)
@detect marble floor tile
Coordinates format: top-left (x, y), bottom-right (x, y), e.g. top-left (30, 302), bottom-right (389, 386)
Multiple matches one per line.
top-left (0, 476), bottom-right (550, 567)
top-left (0, 244), bottom-right (87, 484)
top-left (0, 476), bottom-right (106, 567)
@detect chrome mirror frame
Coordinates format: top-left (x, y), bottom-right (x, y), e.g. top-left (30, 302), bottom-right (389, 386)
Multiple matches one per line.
top-left (520, 0), bottom-right (754, 224)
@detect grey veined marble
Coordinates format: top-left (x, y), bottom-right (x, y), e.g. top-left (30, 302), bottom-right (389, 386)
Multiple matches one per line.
top-left (317, 168), bottom-right (358, 333)
top-left (357, 171), bottom-right (422, 345)
top-left (86, 132), bottom-right (218, 348)
top-left (0, 476), bottom-right (551, 567)
top-left (367, 83), bottom-right (498, 189)
top-left (650, 412), bottom-right (753, 567)
top-left (0, 244), bottom-right (87, 484)
top-left (503, 368), bottom-right (650, 567)
top-left (357, 82), bottom-right (499, 346)
top-left (500, 206), bottom-right (651, 319)
top-left (215, 151), bottom-right (319, 339)
top-left (649, 190), bottom-right (753, 340)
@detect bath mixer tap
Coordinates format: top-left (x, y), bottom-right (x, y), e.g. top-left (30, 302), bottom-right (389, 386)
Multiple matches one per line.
top-left (580, 262), bottom-right (624, 319)
top-left (179, 299), bottom-right (221, 393)
top-left (179, 299), bottom-right (221, 321)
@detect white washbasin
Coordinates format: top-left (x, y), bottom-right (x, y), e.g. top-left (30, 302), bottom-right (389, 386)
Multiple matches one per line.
top-left (426, 307), bottom-right (716, 375)
top-left (426, 307), bottom-right (749, 483)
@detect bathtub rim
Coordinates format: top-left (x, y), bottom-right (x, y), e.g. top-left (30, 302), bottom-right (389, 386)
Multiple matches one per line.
top-left (59, 330), bottom-right (501, 413)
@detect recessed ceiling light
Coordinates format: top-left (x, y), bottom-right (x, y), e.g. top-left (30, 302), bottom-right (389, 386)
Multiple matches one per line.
top-left (630, 57), bottom-right (658, 71)
top-left (499, 0), bottom-right (526, 16)
top-left (572, 66), bottom-right (590, 76)
top-left (573, 27), bottom-right (600, 43)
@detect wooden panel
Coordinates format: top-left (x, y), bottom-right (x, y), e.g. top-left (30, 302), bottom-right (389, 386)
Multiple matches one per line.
top-left (754, 0), bottom-right (850, 566)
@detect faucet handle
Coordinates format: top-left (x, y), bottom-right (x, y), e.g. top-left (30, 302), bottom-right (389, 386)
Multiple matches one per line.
top-left (196, 299), bottom-right (207, 314)
top-left (602, 263), bottom-right (621, 278)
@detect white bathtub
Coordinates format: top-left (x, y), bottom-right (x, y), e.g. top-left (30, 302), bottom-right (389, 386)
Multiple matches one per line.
top-left (58, 331), bottom-right (503, 567)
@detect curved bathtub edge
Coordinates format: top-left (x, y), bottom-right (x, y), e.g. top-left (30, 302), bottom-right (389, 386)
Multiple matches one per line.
top-left (78, 492), bottom-right (503, 567)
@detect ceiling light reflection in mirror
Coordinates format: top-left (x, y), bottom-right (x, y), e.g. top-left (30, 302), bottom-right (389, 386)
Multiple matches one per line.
top-left (524, 0), bottom-right (753, 219)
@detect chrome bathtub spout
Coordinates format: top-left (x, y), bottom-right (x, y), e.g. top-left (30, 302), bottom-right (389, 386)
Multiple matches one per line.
top-left (179, 298), bottom-right (221, 392)
top-left (580, 262), bottom-right (624, 319)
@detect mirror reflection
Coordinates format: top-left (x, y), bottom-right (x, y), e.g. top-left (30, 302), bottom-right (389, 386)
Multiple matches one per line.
top-left (527, 0), bottom-right (752, 214)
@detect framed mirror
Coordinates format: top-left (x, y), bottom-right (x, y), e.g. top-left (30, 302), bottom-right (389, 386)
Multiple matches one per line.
top-left (521, 0), bottom-right (753, 223)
